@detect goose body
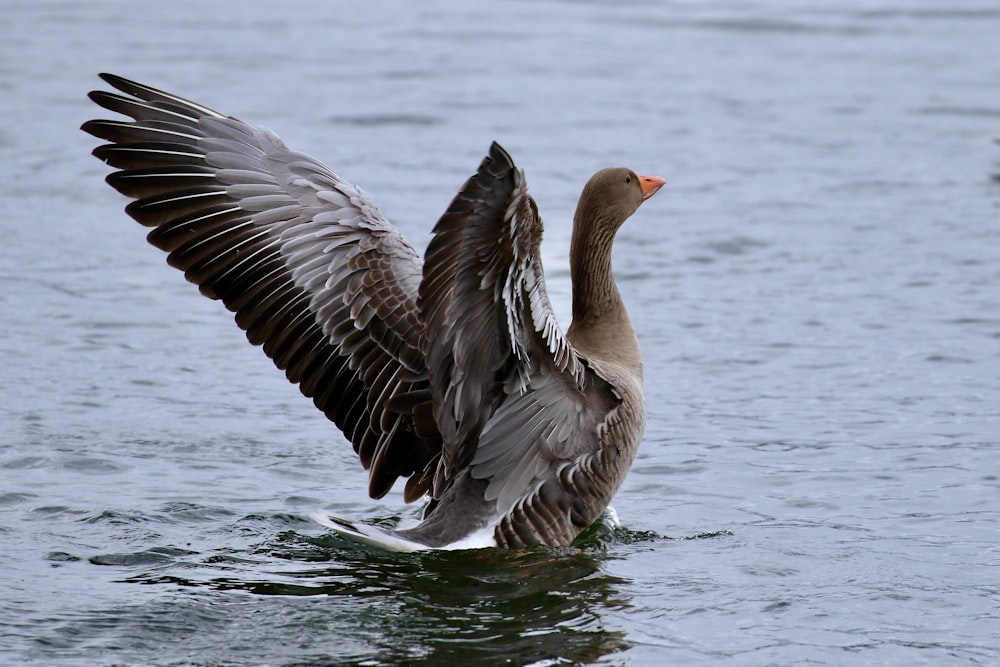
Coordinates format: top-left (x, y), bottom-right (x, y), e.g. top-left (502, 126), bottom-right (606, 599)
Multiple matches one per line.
top-left (83, 74), bottom-right (664, 550)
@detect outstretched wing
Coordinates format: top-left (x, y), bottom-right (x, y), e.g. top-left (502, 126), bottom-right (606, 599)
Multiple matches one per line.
top-left (419, 143), bottom-right (621, 541)
top-left (82, 73), bottom-right (440, 500)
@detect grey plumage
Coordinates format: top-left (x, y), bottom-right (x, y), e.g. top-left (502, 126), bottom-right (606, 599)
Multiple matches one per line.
top-left (83, 74), bottom-right (660, 549)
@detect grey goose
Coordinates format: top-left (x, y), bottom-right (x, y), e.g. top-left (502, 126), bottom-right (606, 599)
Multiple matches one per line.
top-left (82, 73), bottom-right (665, 551)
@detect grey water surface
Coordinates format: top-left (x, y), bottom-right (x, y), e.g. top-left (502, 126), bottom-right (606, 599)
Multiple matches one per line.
top-left (2, 1), bottom-right (999, 665)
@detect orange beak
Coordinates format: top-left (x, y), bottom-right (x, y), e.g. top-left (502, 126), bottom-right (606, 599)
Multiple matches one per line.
top-left (638, 174), bottom-right (666, 201)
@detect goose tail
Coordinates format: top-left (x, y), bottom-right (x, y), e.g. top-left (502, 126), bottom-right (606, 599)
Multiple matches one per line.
top-left (311, 513), bottom-right (430, 552)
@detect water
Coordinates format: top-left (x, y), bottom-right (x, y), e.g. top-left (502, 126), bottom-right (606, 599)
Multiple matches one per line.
top-left (2, 1), bottom-right (999, 665)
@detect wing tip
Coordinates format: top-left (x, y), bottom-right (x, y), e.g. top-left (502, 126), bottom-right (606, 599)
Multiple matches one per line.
top-left (97, 71), bottom-right (125, 87)
top-left (487, 141), bottom-right (515, 170)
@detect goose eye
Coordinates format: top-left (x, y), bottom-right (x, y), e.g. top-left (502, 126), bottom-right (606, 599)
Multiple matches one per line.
top-left (625, 175), bottom-right (631, 185)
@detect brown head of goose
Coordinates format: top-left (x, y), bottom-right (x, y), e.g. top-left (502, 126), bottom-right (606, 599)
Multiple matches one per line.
top-left (82, 73), bottom-right (665, 551)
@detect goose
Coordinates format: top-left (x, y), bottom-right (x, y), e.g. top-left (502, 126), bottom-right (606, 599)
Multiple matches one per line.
top-left (82, 74), bottom-right (665, 551)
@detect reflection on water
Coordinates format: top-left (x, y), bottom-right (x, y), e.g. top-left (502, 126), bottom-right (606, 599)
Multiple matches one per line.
top-left (42, 520), bottom-right (641, 666)
top-left (34, 516), bottom-right (730, 665)
top-left (285, 542), bottom-right (629, 665)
